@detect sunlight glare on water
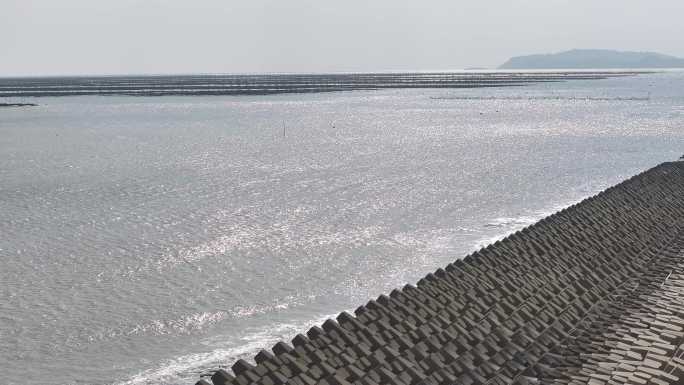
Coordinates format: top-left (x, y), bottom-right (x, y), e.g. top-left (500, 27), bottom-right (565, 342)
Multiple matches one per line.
top-left (0, 71), bottom-right (683, 384)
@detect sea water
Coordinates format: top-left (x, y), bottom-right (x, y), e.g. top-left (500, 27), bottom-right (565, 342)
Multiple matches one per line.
top-left (0, 71), bottom-right (683, 385)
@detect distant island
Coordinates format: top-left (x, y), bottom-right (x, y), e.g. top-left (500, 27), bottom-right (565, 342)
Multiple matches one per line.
top-left (500, 49), bottom-right (684, 69)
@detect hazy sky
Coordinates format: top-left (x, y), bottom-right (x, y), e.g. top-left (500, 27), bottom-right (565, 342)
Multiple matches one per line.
top-left (2, 0), bottom-right (684, 76)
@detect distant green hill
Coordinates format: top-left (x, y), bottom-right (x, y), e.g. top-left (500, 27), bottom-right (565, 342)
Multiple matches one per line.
top-left (500, 49), bottom-right (684, 69)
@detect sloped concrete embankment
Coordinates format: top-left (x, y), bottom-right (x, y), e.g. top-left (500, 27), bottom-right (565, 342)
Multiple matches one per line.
top-left (198, 162), bottom-right (684, 385)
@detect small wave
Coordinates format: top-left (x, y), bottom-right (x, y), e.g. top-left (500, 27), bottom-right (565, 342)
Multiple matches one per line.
top-left (122, 297), bottom-right (305, 339)
top-left (472, 201), bottom-right (575, 251)
top-left (156, 225), bottom-right (388, 270)
top-left (114, 313), bottom-right (337, 385)
top-left (483, 215), bottom-right (540, 228)
top-left (84, 298), bottom-right (304, 346)
top-left (125, 311), bottom-right (229, 337)
top-left (230, 300), bottom-right (296, 319)
top-left (392, 227), bottom-right (476, 263)
top-left (113, 343), bottom-right (263, 385)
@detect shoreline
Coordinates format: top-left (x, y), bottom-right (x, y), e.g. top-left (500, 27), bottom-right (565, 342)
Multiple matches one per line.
top-left (195, 161), bottom-right (684, 385)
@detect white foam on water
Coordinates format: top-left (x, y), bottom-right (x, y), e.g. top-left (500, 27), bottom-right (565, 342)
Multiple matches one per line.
top-left (155, 224), bottom-right (390, 272)
top-left (471, 201), bottom-right (576, 251)
top-left (483, 215), bottom-right (541, 229)
top-left (115, 200), bottom-right (577, 385)
top-left (125, 311), bottom-right (230, 337)
top-left (113, 342), bottom-right (262, 385)
top-left (86, 298), bottom-right (308, 345)
top-left (114, 313), bottom-right (338, 385)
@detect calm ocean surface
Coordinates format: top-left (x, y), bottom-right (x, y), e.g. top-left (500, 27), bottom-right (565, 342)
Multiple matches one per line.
top-left (1, 72), bottom-right (683, 385)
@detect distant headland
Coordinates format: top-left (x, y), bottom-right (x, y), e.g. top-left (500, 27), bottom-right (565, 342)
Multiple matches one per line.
top-left (500, 49), bottom-right (684, 69)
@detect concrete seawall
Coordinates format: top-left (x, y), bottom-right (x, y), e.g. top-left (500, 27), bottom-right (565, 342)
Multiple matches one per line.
top-left (197, 161), bottom-right (684, 385)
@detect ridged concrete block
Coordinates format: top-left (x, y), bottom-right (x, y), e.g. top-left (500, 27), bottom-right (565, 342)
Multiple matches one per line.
top-left (196, 162), bottom-right (684, 384)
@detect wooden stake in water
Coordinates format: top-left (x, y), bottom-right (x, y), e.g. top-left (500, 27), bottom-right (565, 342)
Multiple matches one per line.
top-left (283, 121), bottom-right (286, 138)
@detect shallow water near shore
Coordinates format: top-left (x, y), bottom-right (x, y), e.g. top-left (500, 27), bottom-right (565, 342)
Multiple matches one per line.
top-left (1, 71), bottom-right (683, 385)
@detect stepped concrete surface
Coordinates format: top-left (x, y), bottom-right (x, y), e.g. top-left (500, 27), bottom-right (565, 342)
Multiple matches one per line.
top-left (196, 161), bottom-right (684, 385)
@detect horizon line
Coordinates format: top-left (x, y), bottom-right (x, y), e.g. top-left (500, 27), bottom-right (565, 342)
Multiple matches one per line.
top-left (0, 68), bottom-right (674, 79)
